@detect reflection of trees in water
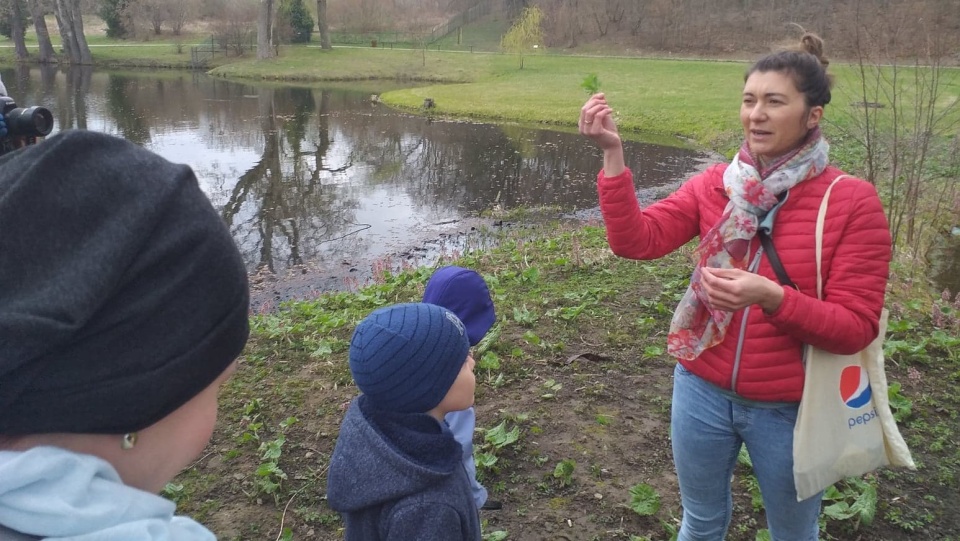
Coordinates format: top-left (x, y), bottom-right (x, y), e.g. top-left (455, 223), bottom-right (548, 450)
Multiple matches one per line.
top-left (16, 69), bottom-right (707, 273)
top-left (330, 115), bottom-right (703, 213)
top-left (221, 88), bottom-right (361, 272)
top-left (105, 75), bottom-right (152, 145)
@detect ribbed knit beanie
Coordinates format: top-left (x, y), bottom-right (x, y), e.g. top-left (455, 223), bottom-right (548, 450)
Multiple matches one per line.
top-left (422, 266), bottom-right (495, 346)
top-left (349, 303), bottom-right (470, 413)
top-left (0, 130), bottom-right (250, 435)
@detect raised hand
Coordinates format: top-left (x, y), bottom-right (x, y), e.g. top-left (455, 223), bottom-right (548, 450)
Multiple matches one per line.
top-left (578, 93), bottom-right (622, 150)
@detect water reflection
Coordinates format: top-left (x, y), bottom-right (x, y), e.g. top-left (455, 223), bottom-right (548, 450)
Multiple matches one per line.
top-left (2, 65), bottom-right (708, 281)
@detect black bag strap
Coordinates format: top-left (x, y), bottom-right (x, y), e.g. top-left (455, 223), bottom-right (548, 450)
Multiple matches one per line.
top-left (757, 191), bottom-right (798, 290)
top-left (758, 230), bottom-right (797, 290)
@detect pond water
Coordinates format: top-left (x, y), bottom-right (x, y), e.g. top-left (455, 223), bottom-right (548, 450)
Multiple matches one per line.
top-left (3, 64), bottom-right (715, 303)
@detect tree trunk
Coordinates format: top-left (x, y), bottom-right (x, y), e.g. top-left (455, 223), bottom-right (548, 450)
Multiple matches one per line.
top-left (28, 0), bottom-right (57, 63)
top-left (257, 0), bottom-right (275, 59)
top-left (52, 0), bottom-right (78, 64)
top-left (68, 0), bottom-right (93, 64)
top-left (54, 0), bottom-right (92, 64)
top-left (10, 0), bottom-right (30, 61)
top-left (316, 0), bottom-right (331, 49)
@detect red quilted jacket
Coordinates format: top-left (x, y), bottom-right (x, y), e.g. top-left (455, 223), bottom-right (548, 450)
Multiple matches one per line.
top-left (598, 164), bottom-right (891, 402)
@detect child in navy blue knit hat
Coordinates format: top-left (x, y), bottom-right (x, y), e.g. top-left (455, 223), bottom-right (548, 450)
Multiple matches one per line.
top-left (421, 266), bottom-right (499, 511)
top-left (326, 302), bottom-right (482, 541)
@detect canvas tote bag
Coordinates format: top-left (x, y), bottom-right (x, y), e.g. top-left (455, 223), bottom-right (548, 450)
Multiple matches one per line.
top-left (792, 176), bottom-right (915, 502)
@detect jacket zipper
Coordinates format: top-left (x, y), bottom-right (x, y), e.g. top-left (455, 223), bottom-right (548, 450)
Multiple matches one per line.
top-left (730, 241), bottom-right (764, 392)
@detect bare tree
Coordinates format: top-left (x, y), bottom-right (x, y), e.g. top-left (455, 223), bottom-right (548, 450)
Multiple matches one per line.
top-left (257, 0), bottom-right (275, 59)
top-left (139, 0), bottom-right (167, 34)
top-left (213, 0), bottom-right (257, 56)
top-left (53, 0), bottom-right (92, 64)
top-left (624, 0), bottom-right (646, 36)
top-left (316, 0), bottom-right (331, 49)
top-left (832, 0), bottom-right (960, 265)
top-left (6, 0), bottom-right (30, 61)
top-left (589, 0), bottom-right (623, 37)
top-left (168, 0), bottom-right (192, 35)
top-left (29, 0), bottom-right (57, 63)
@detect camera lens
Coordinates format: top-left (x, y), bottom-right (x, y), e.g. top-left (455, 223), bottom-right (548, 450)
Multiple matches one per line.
top-left (7, 106), bottom-right (55, 138)
top-left (5, 106), bottom-right (53, 137)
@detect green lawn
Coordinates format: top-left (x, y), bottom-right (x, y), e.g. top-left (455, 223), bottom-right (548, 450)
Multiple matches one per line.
top-left (4, 19), bottom-right (959, 158)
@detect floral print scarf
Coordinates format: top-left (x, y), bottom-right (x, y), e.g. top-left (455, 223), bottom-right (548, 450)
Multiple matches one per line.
top-left (667, 128), bottom-right (830, 361)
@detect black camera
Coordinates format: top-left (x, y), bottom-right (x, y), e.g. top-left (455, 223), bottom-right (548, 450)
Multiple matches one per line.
top-left (1, 95), bottom-right (54, 155)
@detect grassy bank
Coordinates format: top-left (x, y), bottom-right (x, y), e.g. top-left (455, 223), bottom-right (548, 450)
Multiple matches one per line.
top-left (183, 222), bottom-right (959, 540)
top-left (208, 47), bottom-right (750, 151)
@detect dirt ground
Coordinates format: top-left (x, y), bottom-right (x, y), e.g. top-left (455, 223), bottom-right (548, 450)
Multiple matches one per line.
top-left (172, 222), bottom-right (957, 541)
top-left (189, 299), bottom-right (696, 540)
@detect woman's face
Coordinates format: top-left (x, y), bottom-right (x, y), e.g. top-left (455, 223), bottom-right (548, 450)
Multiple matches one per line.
top-left (740, 70), bottom-right (823, 163)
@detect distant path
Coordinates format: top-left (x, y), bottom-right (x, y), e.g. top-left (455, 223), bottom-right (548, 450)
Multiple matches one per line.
top-left (0, 43), bottom-right (175, 47)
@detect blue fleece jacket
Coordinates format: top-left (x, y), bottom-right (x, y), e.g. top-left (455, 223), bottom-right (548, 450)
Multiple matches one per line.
top-left (326, 395), bottom-right (481, 541)
top-left (0, 446), bottom-right (216, 540)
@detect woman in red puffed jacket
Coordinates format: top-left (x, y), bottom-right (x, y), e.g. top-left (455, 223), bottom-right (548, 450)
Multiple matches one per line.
top-left (579, 33), bottom-right (890, 541)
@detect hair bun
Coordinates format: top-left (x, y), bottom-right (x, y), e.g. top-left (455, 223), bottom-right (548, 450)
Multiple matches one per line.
top-left (800, 32), bottom-right (829, 68)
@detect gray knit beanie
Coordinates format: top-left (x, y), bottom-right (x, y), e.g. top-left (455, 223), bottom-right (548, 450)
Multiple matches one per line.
top-left (0, 130), bottom-right (250, 435)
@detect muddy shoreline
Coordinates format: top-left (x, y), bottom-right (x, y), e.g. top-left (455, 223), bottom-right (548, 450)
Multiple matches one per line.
top-left (247, 215), bottom-right (511, 312)
top-left (244, 175), bottom-right (702, 312)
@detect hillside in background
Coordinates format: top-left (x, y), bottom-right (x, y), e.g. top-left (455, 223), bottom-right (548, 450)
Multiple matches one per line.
top-left (363, 0), bottom-right (960, 62)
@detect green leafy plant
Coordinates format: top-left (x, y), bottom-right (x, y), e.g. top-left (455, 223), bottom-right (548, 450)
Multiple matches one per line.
top-left (581, 73), bottom-right (601, 95)
top-left (485, 422), bottom-right (521, 448)
top-left (255, 434), bottom-right (288, 502)
top-left (513, 305), bottom-right (538, 326)
top-left (628, 483), bottom-right (661, 516)
top-left (161, 482), bottom-right (186, 504)
top-left (541, 378), bottom-right (562, 399)
top-left (887, 382), bottom-right (913, 421)
top-left (475, 422), bottom-right (522, 477)
top-left (478, 351), bottom-right (502, 371)
top-left (822, 476), bottom-right (878, 529)
top-left (553, 459), bottom-right (576, 487)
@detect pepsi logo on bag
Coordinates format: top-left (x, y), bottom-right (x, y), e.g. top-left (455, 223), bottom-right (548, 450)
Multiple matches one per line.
top-left (840, 365), bottom-right (878, 430)
top-left (839, 365), bottom-right (872, 408)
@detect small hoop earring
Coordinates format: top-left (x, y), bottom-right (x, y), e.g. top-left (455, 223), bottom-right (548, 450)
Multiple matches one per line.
top-left (121, 432), bottom-right (138, 450)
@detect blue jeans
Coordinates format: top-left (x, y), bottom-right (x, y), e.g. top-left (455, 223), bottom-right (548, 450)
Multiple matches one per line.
top-left (446, 407), bottom-right (487, 508)
top-left (671, 363), bottom-right (822, 541)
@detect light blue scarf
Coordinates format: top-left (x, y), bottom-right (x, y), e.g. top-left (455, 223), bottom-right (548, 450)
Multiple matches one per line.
top-left (0, 447), bottom-right (216, 540)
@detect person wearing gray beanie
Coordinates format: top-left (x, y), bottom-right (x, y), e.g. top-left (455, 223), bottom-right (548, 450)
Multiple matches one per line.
top-left (0, 129), bottom-right (249, 540)
top-left (326, 302), bottom-right (482, 541)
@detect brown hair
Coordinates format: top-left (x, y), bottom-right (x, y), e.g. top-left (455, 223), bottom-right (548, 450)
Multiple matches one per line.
top-left (746, 32), bottom-right (833, 107)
